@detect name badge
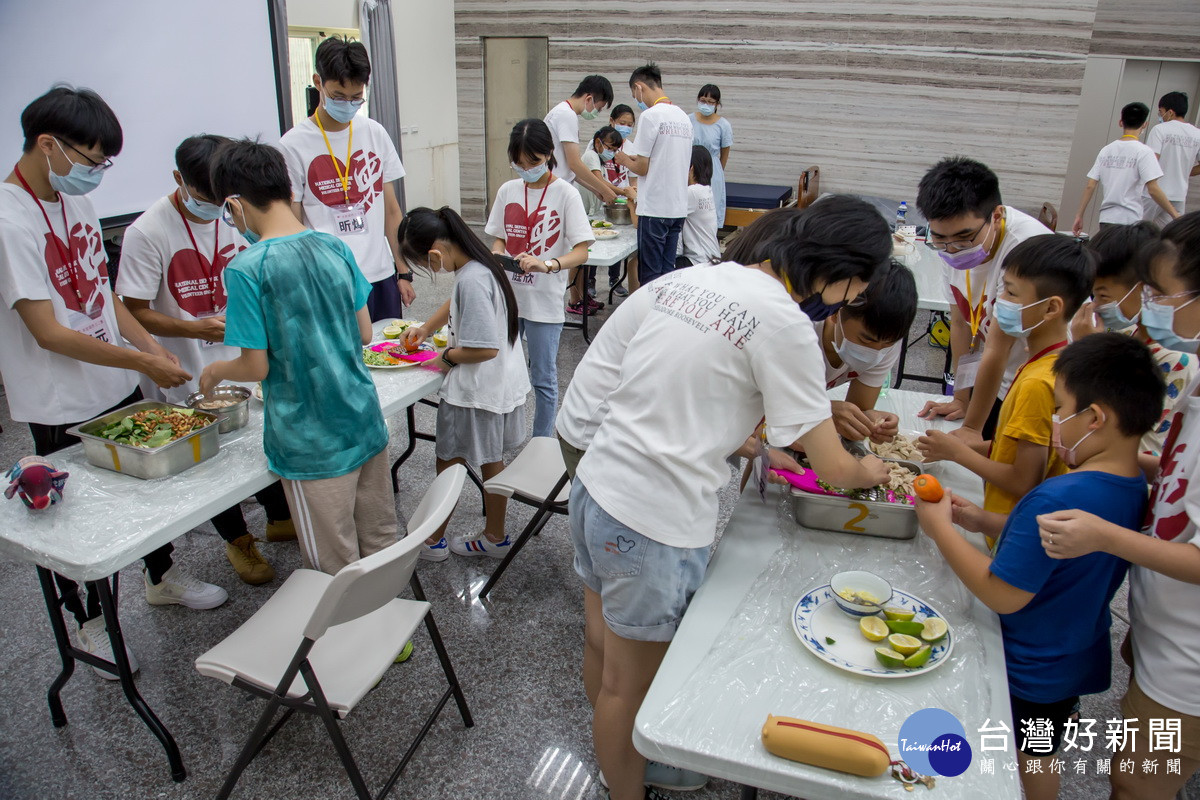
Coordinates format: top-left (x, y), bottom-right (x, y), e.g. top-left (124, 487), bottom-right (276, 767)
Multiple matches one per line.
top-left (954, 351), bottom-right (983, 391)
top-left (197, 310), bottom-right (224, 349)
top-left (334, 203), bottom-right (368, 235)
top-left (75, 312), bottom-right (112, 344)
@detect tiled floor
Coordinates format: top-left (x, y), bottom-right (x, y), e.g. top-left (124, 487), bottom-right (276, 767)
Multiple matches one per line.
top-left (0, 273), bottom-right (1195, 800)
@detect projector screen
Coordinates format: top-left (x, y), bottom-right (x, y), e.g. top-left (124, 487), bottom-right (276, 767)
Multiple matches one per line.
top-left (0, 0), bottom-right (286, 225)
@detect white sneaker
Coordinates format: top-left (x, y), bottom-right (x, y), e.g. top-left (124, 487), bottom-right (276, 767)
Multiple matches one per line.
top-left (419, 536), bottom-right (450, 562)
top-left (598, 761), bottom-right (708, 792)
top-left (144, 564), bottom-right (228, 609)
top-left (76, 616), bottom-right (139, 681)
top-left (449, 533), bottom-right (513, 559)
top-left (645, 761), bottom-right (708, 791)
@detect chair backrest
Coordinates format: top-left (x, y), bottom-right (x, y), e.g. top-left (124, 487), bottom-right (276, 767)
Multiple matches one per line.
top-left (1038, 202), bottom-right (1058, 231)
top-left (302, 464), bottom-right (467, 640)
top-left (798, 166), bottom-right (820, 208)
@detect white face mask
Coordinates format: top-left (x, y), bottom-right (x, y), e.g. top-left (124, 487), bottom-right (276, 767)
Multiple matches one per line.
top-left (834, 319), bottom-right (889, 372)
top-left (1051, 408), bottom-right (1100, 468)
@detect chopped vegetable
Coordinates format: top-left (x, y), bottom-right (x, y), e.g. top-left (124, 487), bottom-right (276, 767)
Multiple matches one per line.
top-left (824, 636), bottom-right (837, 645)
top-left (96, 408), bottom-right (209, 448)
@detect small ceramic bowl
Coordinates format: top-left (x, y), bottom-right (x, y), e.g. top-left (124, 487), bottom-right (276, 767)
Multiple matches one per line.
top-left (829, 570), bottom-right (893, 618)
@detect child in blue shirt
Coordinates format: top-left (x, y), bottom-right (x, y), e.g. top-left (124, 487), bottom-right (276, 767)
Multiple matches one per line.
top-left (199, 139), bottom-right (396, 575)
top-left (916, 332), bottom-right (1165, 800)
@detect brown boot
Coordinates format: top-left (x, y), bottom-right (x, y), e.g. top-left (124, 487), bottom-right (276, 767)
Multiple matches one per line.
top-left (265, 519), bottom-right (296, 542)
top-left (225, 534), bottom-right (275, 585)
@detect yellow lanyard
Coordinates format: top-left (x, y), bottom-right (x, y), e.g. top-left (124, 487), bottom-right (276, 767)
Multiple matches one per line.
top-left (965, 216), bottom-right (1006, 348)
top-left (314, 111), bottom-right (353, 204)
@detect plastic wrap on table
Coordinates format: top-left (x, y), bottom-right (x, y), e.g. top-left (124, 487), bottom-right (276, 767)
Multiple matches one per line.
top-left (640, 388), bottom-right (1016, 797)
top-left (641, 492), bottom-right (1018, 795)
top-left (0, 366), bottom-right (442, 582)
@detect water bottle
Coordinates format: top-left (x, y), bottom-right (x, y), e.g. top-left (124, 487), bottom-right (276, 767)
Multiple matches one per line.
top-left (896, 201), bottom-right (908, 227)
top-left (880, 370), bottom-right (891, 399)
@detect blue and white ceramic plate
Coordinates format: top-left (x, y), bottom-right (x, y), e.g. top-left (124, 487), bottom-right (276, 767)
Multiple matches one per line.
top-left (792, 584), bottom-right (955, 679)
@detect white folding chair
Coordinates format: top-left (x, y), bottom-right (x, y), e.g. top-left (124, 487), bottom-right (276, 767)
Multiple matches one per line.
top-left (477, 437), bottom-right (571, 600)
top-left (196, 465), bottom-right (471, 800)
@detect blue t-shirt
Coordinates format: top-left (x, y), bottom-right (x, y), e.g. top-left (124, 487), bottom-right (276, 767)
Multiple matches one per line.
top-left (990, 470), bottom-right (1145, 703)
top-left (223, 230), bottom-right (387, 480)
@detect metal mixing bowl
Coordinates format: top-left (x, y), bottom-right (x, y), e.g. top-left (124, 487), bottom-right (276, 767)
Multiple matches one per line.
top-left (186, 385), bottom-right (251, 434)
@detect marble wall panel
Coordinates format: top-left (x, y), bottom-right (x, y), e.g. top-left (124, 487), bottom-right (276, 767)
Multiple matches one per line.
top-left (456, 2), bottom-right (1100, 224)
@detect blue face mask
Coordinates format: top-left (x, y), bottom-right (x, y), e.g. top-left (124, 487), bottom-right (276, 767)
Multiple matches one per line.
top-left (799, 292), bottom-right (843, 322)
top-left (221, 197), bottom-right (260, 244)
top-left (993, 297), bottom-right (1048, 339)
top-left (698, 102), bottom-right (716, 116)
top-left (324, 96), bottom-right (364, 124)
top-left (599, 149), bottom-right (616, 162)
top-left (1143, 295), bottom-right (1200, 353)
top-left (1095, 283), bottom-right (1141, 330)
top-left (48, 140), bottom-right (104, 196)
top-left (614, 124), bottom-right (633, 138)
top-left (636, 100), bottom-right (649, 112)
top-left (512, 162), bottom-right (549, 183)
top-left (181, 185), bottom-right (223, 221)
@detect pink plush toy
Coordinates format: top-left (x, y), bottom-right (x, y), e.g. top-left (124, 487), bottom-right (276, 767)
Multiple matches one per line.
top-left (5, 456), bottom-right (69, 510)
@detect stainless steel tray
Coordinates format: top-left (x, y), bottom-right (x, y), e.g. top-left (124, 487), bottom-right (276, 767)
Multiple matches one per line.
top-left (65, 401), bottom-right (221, 480)
top-left (791, 488), bottom-right (918, 540)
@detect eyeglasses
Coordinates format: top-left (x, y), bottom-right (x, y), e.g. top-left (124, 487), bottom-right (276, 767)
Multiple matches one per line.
top-left (58, 138), bottom-right (114, 174)
top-left (1142, 286), bottom-right (1200, 306)
top-left (924, 220), bottom-right (988, 252)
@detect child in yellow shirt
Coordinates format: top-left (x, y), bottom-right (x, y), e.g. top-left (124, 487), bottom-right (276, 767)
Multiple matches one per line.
top-left (919, 235), bottom-right (1095, 539)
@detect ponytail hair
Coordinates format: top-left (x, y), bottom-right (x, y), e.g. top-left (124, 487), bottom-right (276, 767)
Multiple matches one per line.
top-left (397, 206), bottom-right (520, 345)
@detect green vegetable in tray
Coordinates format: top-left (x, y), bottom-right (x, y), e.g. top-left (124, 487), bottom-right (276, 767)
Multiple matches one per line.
top-left (96, 408), bottom-right (208, 448)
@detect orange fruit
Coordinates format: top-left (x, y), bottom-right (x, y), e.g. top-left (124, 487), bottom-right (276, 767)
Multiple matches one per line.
top-left (913, 474), bottom-right (944, 503)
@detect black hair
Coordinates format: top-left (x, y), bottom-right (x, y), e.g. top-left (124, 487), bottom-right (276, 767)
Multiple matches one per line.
top-left (1002, 234), bottom-right (1095, 317)
top-left (697, 84), bottom-right (721, 104)
top-left (1054, 333), bottom-right (1164, 437)
top-left (690, 145), bottom-right (713, 186)
top-left (842, 259), bottom-right (918, 343)
top-left (315, 36), bottom-right (371, 85)
top-left (610, 104), bottom-right (635, 123)
top-left (915, 157), bottom-right (1002, 222)
top-left (1159, 91), bottom-right (1189, 118)
top-left (629, 64), bottom-right (662, 88)
top-left (175, 135), bottom-right (231, 201)
top-left (592, 125), bottom-right (623, 151)
top-left (722, 208), bottom-right (803, 265)
top-left (1143, 211), bottom-right (1200, 293)
top-left (397, 207), bottom-right (519, 346)
top-left (1087, 221), bottom-right (1158, 282)
top-left (209, 138), bottom-right (293, 209)
top-left (572, 75), bottom-right (614, 109)
top-left (507, 119), bottom-right (557, 173)
top-left (1121, 101), bottom-right (1150, 129)
top-left (21, 85), bottom-right (123, 156)
top-left (756, 196), bottom-right (891, 298)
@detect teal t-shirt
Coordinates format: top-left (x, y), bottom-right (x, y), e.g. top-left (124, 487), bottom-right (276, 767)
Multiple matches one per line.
top-left (223, 229), bottom-right (387, 480)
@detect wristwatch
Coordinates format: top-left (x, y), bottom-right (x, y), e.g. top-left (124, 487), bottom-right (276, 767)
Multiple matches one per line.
top-left (396, 271), bottom-right (414, 281)
top-left (441, 349), bottom-right (458, 368)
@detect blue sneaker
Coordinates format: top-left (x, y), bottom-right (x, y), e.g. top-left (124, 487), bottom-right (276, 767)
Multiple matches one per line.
top-left (450, 533), bottom-right (513, 559)
top-left (419, 536), bottom-right (450, 562)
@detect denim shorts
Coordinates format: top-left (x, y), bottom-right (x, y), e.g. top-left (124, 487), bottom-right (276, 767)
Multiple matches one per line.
top-left (569, 480), bottom-right (711, 642)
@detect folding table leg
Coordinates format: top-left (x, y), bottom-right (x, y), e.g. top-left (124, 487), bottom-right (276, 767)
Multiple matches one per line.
top-left (607, 258), bottom-right (628, 306)
top-left (92, 576), bottom-right (187, 782)
top-left (739, 785), bottom-right (759, 799)
top-left (36, 566), bottom-right (76, 728)
top-left (391, 402), bottom-right (487, 515)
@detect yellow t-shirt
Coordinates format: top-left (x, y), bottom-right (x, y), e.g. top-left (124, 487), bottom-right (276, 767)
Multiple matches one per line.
top-left (982, 351), bottom-right (1068, 518)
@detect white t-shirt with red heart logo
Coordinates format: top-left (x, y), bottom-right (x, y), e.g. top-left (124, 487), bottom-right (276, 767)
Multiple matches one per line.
top-left (278, 116), bottom-right (405, 283)
top-left (116, 194), bottom-right (249, 404)
top-left (484, 177), bottom-right (593, 324)
top-left (0, 184), bottom-right (137, 424)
